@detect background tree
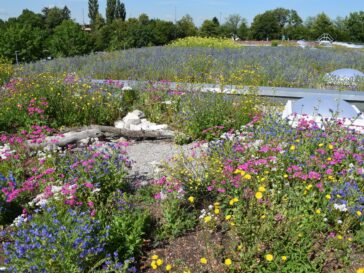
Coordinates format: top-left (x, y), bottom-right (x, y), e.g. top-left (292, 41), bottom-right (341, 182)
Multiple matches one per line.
top-left (106, 0), bottom-right (116, 24)
top-left (334, 16), bottom-right (350, 41)
top-left (237, 19), bottom-right (249, 39)
top-left (212, 17), bottom-right (220, 26)
top-left (42, 6), bottom-right (71, 30)
top-left (250, 11), bottom-right (280, 40)
top-left (0, 22), bottom-right (46, 62)
top-left (88, 0), bottom-right (99, 26)
top-left (222, 14), bottom-right (242, 36)
top-left (115, 0), bottom-right (126, 21)
top-left (47, 20), bottom-right (91, 57)
top-left (200, 19), bottom-right (220, 37)
top-left (309, 13), bottom-right (335, 39)
top-left (345, 12), bottom-right (364, 42)
top-left (176, 15), bottom-right (197, 38)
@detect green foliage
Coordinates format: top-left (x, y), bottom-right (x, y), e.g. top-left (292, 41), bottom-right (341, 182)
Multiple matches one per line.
top-left (251, 11), bottom-right (281, 40)
top-left (0, 22), bottom-right (47, 62)
top-left (88, 0), bottom-right (99, 26)
top-left (176, 15), bottom-right (198, 38)
top-left (176, 90), bottom-right (260, 141)
top-left (0, 74), bottom-right (123, 132)
top-left (115, 0), bottom-right (126, 21)
top-left (0, 57), bottom-right (13, 86)
top-left (42, 6), bottom-right (71, 30)
top-left (345, 12), bottom-right (364, 43)
top-left (271, 40), bottom-right (279, 46)
top-left (169, 36), bottom-right (240, 48)
top-left (106, 0), bottom-right (117, 24)
top-left (200, 19), bottom-right (220, 37)
top-left (47, 20), bottom-right (92, 57)
top-left (106, 197), bottom-right (151, 260)
top-left (156, 197), bottom-right (197, 241)
top-left (3, 206), bottom-right (108, 272)
top-left (154, 114), bottom-right (364, 271)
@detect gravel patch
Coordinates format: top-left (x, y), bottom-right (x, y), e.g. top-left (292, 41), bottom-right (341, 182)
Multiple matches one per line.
top-left (125, 140), bottom-right (195, 182)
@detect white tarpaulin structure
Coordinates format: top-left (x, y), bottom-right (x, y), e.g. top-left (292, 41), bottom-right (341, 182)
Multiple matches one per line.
top-left (282, 95), bottom-right (364, 133)
top-left (325, 68), bottom-right (364, 86)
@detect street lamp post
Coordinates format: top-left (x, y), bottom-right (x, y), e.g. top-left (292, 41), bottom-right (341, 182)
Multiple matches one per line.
top-left (15, 51), bottom-right (19, 65)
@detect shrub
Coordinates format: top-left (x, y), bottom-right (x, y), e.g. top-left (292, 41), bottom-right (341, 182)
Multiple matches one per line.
top-left (3, 206), bottom-right (109, 272)
top-left (154, 113), bottom-right (364, 271)
top-left (0, 74), bottom-right (123, 132)
top-left (168, 37), bottom-right (241, 49)
top-left (0, 57), bottom-right (13, 86)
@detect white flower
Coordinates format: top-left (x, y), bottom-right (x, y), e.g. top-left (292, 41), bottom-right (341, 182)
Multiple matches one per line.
top-left (337, 219), bottom-right (343, 224)
top-left (208, 205), bottom-right (213, 210)
top-left (122, 86), bottom-right (132, 91)
top-left (333, 203), bottom-right (348, 212)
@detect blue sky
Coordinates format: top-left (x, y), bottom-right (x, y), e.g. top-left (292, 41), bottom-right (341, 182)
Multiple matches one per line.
top-left (0, 0), bottom-right (363, 26)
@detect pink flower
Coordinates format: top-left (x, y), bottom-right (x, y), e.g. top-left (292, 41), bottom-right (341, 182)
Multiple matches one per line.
top-left (84, 182), bottom-right (94, 189)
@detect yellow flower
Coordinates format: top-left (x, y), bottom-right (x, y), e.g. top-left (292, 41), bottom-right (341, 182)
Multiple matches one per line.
top-left (290, 145), bottom-right (295, 151)
top-left (243, 174), bottom-right (252, 180)
top-left (200, 257), bottom-right (208, 264)
top-left (188, 196), bottom-right (194, 203)
top-left (165, 264), bottom-right (172, 271)
top-left (214, 208), bottom-right (220, 215)
top-left (151, 261), bottom-right (157, 270)
top-left (347, 237), bottom-right (353, 242)
top-left (315, 209), bottom-right (321, 214)
top-left (281, 256), bottom-right (287, 261)
top-left (214, 202), bottom-right (220, 206)
top-left (327, 157), bottom-right (332, 161)
top-left (151, 255), bottom-right (158, 260)
top-left (229, 197), bottom-right (238, 205)
top-left (183, 270), bottom-right (191, 273)
top-left (356, 268), bottom-right (364, 273)
top-left (318, 143), bottom-right (324, 147)
top-left (156, 259), bottom-right (163, 266)
top-left (283, 174), bottom-right (288, 178)
top-left (255, 191), bottom-right (263, 200)
top-left (357, 211), bottom-right (362, 217)
top-left (325, 194), bottom-right (331, 200)
top-left (204, 215), bottom-right (212, 223)
top-left (234, 169), bottom-right (245, 176)
top-left (258, 186), bottom-right (266, 192)
top-left (224, 258), bottom-right (232, 266)
top-left (328, 144), bottom-right (334, 150)
top-left (265, 254), bottom-right (274, 262)
top-left (337, 235), bottom-right (343, 240)
top-left (237, 244), bottom-right (243, 250)
top-left (225, 215), bottom-right (232, 220)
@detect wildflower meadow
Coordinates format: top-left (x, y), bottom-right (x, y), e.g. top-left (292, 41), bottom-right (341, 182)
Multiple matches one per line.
top-left (1, 43), bottom-right (364, 273)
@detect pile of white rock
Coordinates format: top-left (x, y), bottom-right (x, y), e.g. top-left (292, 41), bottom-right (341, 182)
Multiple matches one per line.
top-left (114, 110), bottom-right (169, 131)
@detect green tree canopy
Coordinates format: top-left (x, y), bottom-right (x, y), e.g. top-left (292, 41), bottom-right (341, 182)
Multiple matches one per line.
top-left (115, 0), bottom-right (126, 21)
top-left (250, 11), bottom-right (281, 40)
top-left (42, 6), bottom-right (71, 29)
top-left (176, 15), bottom-right (198, 38)
top-left (47, 20), bottom-right (91, 57)
top-left (0, 22), bottom-right (46, 62)
top-left (88, 0), bottom-right (99, 26)
top-left (345, 12), bottom-right (364, 42)
top-left (200, 19), bottom-right (220, 37)
top-left (106, 0), bottom-right (116, 23)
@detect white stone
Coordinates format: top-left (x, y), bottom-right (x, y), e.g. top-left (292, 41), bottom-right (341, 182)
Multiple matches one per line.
top-left (149, 124), bottom-right (168, 131)
top-left (114, 120), bottom-right (125, 129)
top-left (129, 124), bottom-right (143, 131)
